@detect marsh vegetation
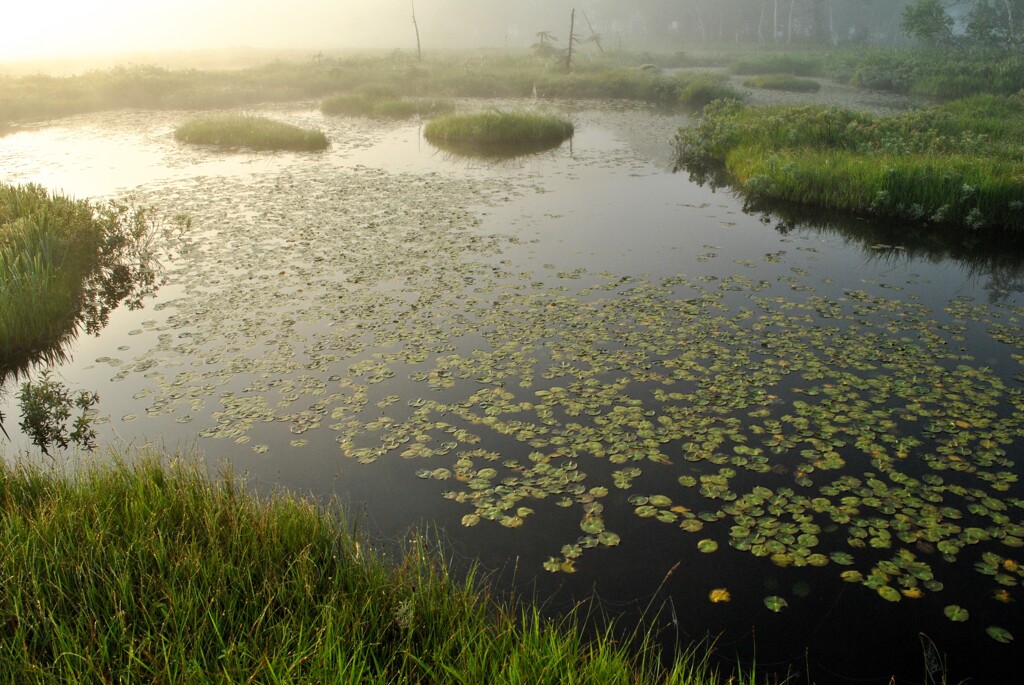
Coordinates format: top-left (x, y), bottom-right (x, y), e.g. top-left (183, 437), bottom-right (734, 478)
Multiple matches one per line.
top-left (424, 110), bottom-right (574, 157)
top-left (0, 454), bottom-right (754, 684)
top-left (173, 114), bottom-right (329, 151)
top-left (3, 12), bottom-right (1024, 680)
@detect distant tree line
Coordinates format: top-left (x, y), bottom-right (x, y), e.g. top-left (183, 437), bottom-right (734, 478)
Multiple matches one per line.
top-left (901, 0), bottom-right (1023, 49)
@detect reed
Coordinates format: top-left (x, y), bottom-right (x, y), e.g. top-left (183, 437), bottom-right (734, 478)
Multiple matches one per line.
top-left (173, 114), bottom-right (329, 151)
top-left (0, 453), bottom-right (759, 684)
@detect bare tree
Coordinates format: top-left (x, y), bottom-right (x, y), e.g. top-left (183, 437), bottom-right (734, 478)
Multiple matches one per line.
top-left (411, 0), bottom-right (422, 61)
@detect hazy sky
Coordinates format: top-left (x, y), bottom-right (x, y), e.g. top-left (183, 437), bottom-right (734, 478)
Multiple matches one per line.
top-left (2, 0), bottom-right (582, 62)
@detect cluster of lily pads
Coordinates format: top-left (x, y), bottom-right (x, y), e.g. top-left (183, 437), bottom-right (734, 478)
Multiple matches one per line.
top-left (114, 140), bottom-right (1023, 645)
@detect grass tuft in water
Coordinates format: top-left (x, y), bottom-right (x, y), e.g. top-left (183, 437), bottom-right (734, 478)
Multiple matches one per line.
top-left (0, 454), bottom-right (758, 684)
top-left (174, 114), bottom-right (329, 151)
top-left (424, 110), bottom-right (574, 158)
top-left (742, 74), bottom-right (821, 93)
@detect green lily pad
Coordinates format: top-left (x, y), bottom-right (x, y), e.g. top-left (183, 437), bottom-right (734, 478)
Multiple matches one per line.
top-left (944, 605), bottom-right (969, 622)
top-left (764, 596), bottom-right (788, 612)
top-left (697, 539), bottom-right (719, 553)
top-left (986, 626), bottom-right (1013, 644)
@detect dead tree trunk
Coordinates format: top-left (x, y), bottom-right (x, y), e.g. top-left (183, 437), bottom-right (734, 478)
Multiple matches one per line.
top-left (566, 9), bottom-right (576, 72)
top-left (411, 0), bottom-right (422, 61)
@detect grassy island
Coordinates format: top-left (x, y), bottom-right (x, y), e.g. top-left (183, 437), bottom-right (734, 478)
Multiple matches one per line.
top-left (174, 115), bottom-right (329, 151)
top-left (0, 454), bottom-right (753, 684)
top-left (424, 111), bottom-right (574, 157)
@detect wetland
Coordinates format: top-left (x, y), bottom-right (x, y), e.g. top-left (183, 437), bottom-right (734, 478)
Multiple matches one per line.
top-left (2, 86), bottom-right (1023, 682)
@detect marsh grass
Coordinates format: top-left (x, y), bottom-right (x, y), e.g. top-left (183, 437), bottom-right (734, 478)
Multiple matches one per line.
top-left (742, 74), bottom-right (821, 93)
top-left (424, 110), bottom-right (574, 158)
top-left (320, 92), bottom-right (454, 118)
top-left (0, 454), bottom-right (758, 684)
top-left (674, 98), bottom-right (1024, 232)
top-left (730, 54), bottom-right (824, 77)
top-left (0, 56), bottom-right (693, 128)
top-left (1, 185), bottom-right (102, 366)
top-left (677, 74), bottom-right (743, 110)
top-left (174, 114), bottom-right (329, 151)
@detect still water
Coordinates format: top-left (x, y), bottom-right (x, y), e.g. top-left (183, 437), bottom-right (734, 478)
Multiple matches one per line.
top-left (2, 100), bottom-right (1022, 683)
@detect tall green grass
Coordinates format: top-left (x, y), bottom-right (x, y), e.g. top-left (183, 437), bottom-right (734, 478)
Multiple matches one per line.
top-left (1, 184), bottom-right (158, 372)
top-left (0, 453), bottom-right (758, 684)
top-left (674, 97), bottom-right (1024, 232)
top-left (174, 115), bottom-right (329, 151)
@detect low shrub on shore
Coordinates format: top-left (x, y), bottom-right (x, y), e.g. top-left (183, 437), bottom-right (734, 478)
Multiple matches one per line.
top-left (174, 114), bottom-right (329, 151)
top-left (0, 454), bottom-right (754, 684)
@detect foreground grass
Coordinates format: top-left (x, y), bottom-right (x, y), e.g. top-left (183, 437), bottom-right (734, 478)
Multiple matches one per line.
top-left (424, 110), bottom-right (574, 157)
top-left (0, 184), bottom-right (153, 370)
top-left (674, 95), bottom-right (1024, 232)
top-left (0, 454), bottom-right (755, 684)
top-left (174, 115), bottom-right (329, 151)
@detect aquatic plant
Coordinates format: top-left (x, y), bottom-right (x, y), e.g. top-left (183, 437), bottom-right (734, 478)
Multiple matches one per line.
top-left (0, 454), bottom-right (756, 684)
top-left (424, 110), bottom-right (574, 157)
top-left (742, 74), bottom-right (822, 93)
top-left (173, 114), bottom-right (329, 151)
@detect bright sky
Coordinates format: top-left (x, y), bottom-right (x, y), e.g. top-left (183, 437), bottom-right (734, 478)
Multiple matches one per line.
top-left (1, 1), bottom-right (415, 61)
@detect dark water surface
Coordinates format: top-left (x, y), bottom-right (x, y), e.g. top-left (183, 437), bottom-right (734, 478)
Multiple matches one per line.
top-left (2, 100), bottom-right (1022, 684)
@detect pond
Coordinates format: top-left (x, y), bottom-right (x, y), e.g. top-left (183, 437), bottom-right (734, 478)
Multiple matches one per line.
top-left (2, 99), bottom-right (1023, 684)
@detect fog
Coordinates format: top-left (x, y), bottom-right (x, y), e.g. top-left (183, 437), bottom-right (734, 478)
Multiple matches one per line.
top-left (2, 0), bottom-right (599, 65)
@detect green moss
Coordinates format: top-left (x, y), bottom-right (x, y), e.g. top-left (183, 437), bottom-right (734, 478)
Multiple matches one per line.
top-left (173, 115), bottom-right (329, 151)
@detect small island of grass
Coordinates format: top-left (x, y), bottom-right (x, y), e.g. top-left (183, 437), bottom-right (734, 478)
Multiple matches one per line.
top-left (174, 114), bottom-right (329, 151)
top-left (742, 74), bottom-right (822, 93)
top-left (423, 110), bottom-right (574, 158)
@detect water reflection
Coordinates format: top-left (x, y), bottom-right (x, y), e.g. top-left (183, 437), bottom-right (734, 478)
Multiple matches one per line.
top-left (0, 224), bottom-right (166, 436)
top-left (747, 198), bottom-right (1024, 302)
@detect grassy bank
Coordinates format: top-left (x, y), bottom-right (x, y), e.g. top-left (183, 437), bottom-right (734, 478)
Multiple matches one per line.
top-left (0, 184), bottom-right (156, 370)
top-left (174, 115), bottom-right (329, 151)
top-left (424, 111), bottom-right (574, 157)
top-left (320, 90), bottom-right (454, 118)
top-left (673, 95), bottom-right (1024, 232)
top-left (0, 55), bottom-right (691, 128)
top-left (0, 454), bottom-right (754, 684)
